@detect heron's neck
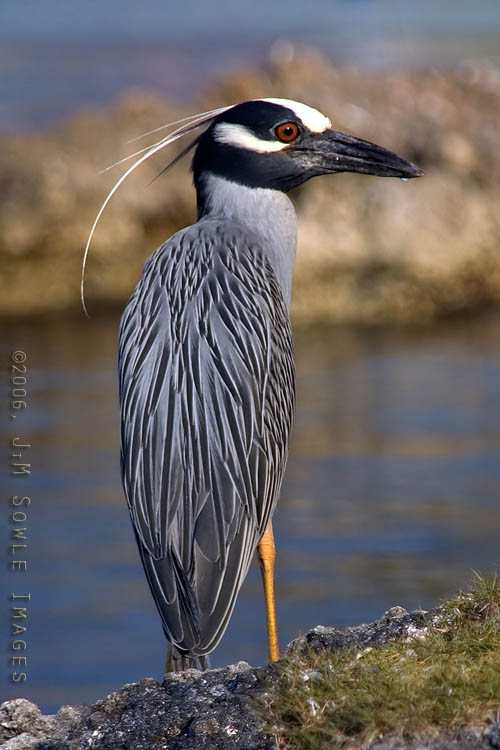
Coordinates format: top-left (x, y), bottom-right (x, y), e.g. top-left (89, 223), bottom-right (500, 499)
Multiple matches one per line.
top-left (196, 172), bottom-right (297, 307)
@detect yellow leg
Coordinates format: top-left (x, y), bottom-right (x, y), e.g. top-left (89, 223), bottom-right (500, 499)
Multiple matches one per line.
top-left (258, 523), bottom-right (279, 662)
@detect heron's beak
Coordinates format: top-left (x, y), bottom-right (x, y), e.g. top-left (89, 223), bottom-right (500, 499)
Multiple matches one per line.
top-left (305, 129), bottom-right (423, 179)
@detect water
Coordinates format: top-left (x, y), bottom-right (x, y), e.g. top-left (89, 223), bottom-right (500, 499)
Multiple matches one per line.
top-left (2, 0), bottom-right (500, 131)
top-left (2, 311), bottom-right (499, 711)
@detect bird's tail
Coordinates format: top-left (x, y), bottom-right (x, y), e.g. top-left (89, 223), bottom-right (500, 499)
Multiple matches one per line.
top-left (165, 643), bottom-right (210, 673)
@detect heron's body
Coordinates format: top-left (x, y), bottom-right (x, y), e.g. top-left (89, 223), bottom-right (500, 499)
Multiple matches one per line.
top-left (116, 98), bottom-right (422, 670)
top-left (119, 177), bottom-right (296, 665)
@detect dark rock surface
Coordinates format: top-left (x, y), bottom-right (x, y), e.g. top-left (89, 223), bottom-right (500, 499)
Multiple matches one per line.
top-left (286, 605), bottom-right (429, 656)
top-left (1, 662), bottom-right (275, 750)
top-left (2, 610), bottom-right (499, 749)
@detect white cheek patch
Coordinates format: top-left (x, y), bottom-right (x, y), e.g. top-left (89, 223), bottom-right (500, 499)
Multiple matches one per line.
top-left (261, 98), bottom-right (331, 133)
top-left (214, 122), bottom-right (287, 153)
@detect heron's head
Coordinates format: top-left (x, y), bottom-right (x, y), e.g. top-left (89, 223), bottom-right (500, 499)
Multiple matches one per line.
top-left (82, 98), bottom-right (423, 314)
top-left (192, 98), bottom-right (423, 193)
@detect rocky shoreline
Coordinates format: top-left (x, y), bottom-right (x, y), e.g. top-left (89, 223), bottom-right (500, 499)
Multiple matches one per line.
top-left (2, 49), bottom-right (500, 324)
top-left (2, 604), bottom-right (500, 750)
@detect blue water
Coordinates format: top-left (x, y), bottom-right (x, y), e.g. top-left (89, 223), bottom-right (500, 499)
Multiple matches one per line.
top-left (1, 0), bottom-right (500, 131)
top-left (2, 313), bottom-right (500, 712)
top-left (3, 0), bottom-right (500, 41)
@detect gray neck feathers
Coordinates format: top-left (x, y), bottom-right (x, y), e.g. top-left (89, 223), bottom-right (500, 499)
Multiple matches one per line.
top-left (196, 173), bottom-right (297, 308)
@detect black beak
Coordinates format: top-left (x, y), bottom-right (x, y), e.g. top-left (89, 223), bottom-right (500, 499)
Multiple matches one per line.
top-left (304, 129), bottom-right (423, 179)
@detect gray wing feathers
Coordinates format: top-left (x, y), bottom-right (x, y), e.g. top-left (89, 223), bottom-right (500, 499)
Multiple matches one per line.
top-left (119, 220), bottom-right (294, 655)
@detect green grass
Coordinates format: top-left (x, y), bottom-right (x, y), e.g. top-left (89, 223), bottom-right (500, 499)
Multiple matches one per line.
top-left (264, 572), bottom-right (500, 749)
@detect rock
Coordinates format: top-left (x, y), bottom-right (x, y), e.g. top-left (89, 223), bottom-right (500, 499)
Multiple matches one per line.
top-left (0, 699), bottom-right (82, 750)
top-left (9, 666), bottom-right (275, 750)
top-left (286, 606), bottom-right (428, 655)
top-left (0, 699), bottom-right (54, 748)
top-left (485, 722), bottom-right (500, 749)
top-left (369, 729), bottom-right (489, 749)
top-left (1, 52), bottom-right (500, 323)
top-left (2, 612), bottom-right (498, 749)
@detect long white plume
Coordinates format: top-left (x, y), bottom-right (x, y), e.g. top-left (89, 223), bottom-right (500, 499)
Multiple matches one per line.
top-left (81, 104), bottom-right (234, 317)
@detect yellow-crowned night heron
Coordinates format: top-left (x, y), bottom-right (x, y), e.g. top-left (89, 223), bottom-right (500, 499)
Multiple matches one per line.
top-left (112, 98), bottom-right (422, 672)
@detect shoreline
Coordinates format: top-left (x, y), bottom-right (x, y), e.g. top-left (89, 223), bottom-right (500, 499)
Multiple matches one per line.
top-left (2, 51), bottom-right (500, 324)
top-left (3, 576), bottom-right (500, 749)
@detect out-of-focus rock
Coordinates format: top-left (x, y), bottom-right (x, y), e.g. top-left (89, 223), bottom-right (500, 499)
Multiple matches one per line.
top-left (1, 50), bottom-right (500, 323)
top-left (0, 698), bottom-right (82, 749)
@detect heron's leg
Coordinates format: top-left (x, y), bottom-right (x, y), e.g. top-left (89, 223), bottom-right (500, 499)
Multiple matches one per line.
top-left (258, 523), bottom-right (279, 662)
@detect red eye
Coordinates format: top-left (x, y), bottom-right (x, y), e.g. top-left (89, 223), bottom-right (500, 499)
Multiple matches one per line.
top-left (275, 122), bottom-right (300, 143)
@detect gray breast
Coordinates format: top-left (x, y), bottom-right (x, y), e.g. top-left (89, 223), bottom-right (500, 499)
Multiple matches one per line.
top-left (197, 173), bottom-right (298, 308)
top-left (118, 218), bottom-right (295, 656)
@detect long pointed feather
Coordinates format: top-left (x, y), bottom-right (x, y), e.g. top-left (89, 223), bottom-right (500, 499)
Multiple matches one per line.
top-left (100, 107), bottom-right (234, 175)
top-left (148, 133), bottom-right (202, 187)
top-left (126, 107), bottom-right (235, 145)
top-left (81, 104), bottom-right (234, 317)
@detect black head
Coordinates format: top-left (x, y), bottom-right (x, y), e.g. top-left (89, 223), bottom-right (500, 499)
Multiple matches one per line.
top-left (192, 98), bottom-right (422, 196)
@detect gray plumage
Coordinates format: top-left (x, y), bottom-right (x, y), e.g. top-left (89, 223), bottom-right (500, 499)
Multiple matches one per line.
top-left (119, 189), bottom-right (295, 664)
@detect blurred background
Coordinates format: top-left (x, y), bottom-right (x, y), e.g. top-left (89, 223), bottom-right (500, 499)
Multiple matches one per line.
top-left (2, 0), bottom-right (500, 714)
